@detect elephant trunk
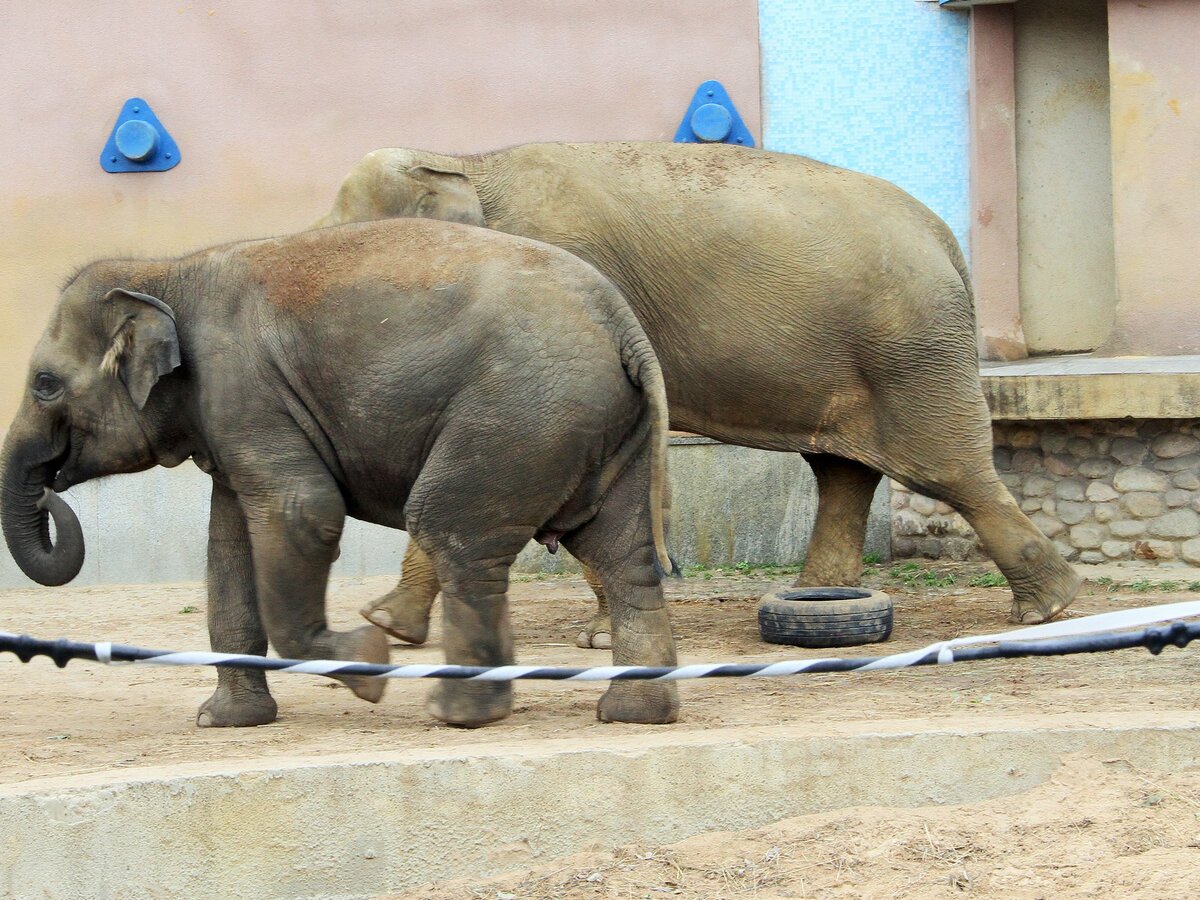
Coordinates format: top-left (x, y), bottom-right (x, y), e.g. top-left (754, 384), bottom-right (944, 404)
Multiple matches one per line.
top-left (1, 429), bottom-right (84, 586)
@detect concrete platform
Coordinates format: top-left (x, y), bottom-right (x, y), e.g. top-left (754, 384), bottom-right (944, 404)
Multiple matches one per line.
top-left (2, 713), bottom-right (1197, 898)
top-left (981, 354), bottom-right (1200, 420)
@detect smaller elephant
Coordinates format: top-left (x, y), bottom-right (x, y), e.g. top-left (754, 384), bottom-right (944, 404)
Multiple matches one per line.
top-left (1, 219), bottom-right (679, 727)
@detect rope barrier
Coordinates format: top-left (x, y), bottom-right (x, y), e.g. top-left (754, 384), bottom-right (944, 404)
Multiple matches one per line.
top-left (3, 600), bottom-right (1199, 683)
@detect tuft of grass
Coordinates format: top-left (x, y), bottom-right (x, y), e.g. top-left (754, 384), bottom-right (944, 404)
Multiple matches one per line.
top-left (1127, 578), bottom-right (1153, 593)
top-left (1189, 581), bottom-right (1200, 592)
top-left (179, 605), bottom-right (198, 614)
top-left (862, 553), bottom-right (883, 565)
top-left (967, 572), bottom-right (1008, 588)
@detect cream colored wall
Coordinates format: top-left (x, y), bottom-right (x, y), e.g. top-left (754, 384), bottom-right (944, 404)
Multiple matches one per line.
top-left (1102, 0), bottom-right (1200, 356)
top-left (0, 0), bottom-right (762, 424)
top-left (1013, 0), bottom-right (1117, 355)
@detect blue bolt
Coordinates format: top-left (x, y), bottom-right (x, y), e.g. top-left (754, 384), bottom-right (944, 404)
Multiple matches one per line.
top-left (165, 153), bottom-right (172, 159)
top-left (706, 91), bottom-right (714, 97)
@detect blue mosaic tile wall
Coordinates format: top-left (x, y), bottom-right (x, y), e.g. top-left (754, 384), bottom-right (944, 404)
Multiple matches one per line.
top-left (758, 1), bottom-right (970, 254)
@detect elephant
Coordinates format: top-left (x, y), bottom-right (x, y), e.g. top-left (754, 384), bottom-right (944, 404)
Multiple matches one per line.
top-left (314, 141), bottom-right (1082, 647)
top-left (1, 218), bottom-right (679, 728)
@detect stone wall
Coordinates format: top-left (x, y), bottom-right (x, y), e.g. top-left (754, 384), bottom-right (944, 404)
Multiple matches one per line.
top-left (891, 420), bottom-right (1200, 566)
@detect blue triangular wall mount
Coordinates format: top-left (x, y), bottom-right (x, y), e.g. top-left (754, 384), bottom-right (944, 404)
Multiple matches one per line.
top-left (100, 98), bottom-right (181, 173)
top-left (674, 80), bottom-right (756, 148)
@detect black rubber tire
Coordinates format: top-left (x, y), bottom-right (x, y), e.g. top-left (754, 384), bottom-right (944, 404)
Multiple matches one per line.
top-left (757, 587), bottom-right (893, 648)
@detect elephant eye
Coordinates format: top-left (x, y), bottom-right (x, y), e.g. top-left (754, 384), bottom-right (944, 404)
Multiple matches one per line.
top-left (32, 372), bottom-right (64, 401)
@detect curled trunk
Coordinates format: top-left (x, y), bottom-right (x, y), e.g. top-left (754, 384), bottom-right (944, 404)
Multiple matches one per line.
top-left (1, 432), bottom-right (84, 586)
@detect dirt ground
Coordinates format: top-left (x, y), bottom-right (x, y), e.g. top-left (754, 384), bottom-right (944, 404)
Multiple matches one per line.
top-left (2, 561), bottom-right (1199, 896)
top-left (394, 755), bottom-right (1200, 899)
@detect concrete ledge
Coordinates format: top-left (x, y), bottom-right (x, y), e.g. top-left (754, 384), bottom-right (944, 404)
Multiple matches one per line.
top-left (981, 355), bottom-right (1200, 420)
top-left (2, 713), bottom-right (1196, 898)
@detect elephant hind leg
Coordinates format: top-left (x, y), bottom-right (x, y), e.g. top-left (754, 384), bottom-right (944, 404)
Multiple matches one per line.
top-left (563, 450), bottom-right (678, 725)
top-left (360, 539), bottom-right (441, 644)
top-left (879, 420), bottom-right (1080, 623)
top-left (793, 454), bottom-right (882, 588)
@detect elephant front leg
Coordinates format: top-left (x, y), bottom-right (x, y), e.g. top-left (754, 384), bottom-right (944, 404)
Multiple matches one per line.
top-left (360, 539), bottom-right (441, 644)
top-left (244, 477), bottom-right (390, 703)
top-left (793, 454), bottom-right (882, 588)
top-left (197, 481), bottom-right (277, 728)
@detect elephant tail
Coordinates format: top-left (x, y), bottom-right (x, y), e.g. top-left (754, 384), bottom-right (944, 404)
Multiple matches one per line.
top-left (614, 307), bottom-right (677, 579)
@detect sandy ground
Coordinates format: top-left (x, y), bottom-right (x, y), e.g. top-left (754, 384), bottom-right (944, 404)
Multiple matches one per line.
top-left (2, 562), bottom-right (1199, 896)
top-left (393, 755), bottom-right (1200, 899)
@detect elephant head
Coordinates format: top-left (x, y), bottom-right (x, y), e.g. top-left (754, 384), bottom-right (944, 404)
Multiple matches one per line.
top-left (2, 271), bottom-right (182, 585)
top-left (312, 149), bottom-right (485, 229)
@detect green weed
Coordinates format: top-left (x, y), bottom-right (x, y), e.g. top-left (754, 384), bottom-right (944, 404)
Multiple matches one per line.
top-left (967, 572), bottom-right (1008, 588)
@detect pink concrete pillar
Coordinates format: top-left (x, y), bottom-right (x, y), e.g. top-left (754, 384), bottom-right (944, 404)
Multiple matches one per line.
top-left (1102, 0), bottom-right (1200, 356)
top-left (968, 5), bottom-right (1026, 361)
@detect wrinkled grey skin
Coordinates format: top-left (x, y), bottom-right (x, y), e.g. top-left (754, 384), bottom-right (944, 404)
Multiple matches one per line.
top-left (1, 219), bottom-right (678, 728)
top-left (316, 141), bottom-right (1082, 646)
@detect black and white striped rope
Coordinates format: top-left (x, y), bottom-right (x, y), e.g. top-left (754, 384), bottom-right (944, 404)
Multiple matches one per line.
top-left (3, 600), bottom-right (1200, 683)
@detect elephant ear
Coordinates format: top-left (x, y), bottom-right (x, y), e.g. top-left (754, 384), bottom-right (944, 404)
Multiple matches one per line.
top-left (409, 165), bottom-right (486, 227)
top-left (100, 289), bottom-right (181, 409)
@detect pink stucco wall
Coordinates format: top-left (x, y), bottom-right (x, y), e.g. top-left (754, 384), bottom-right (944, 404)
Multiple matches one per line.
top-left (0, 1), bottom-right (761, 421)
top-left (1102, 0), bottom-right (1200, 356)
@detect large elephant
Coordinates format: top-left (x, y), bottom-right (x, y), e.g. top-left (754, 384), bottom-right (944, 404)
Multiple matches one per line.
top-left (315, 141), bottom-right (1082, 646)
top-left (1, 219), bottom-right (678, 728)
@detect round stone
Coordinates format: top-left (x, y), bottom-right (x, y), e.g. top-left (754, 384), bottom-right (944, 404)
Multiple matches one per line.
top-left (1057, 501), bottom-right (1093, 526)
top-left (1085, 481), bottom-right (1119, 502)
top-left (1078, 459), bottom-right (1116, 479)
top-left (1166, 489), bottom-right (1193, 509)
top-left (934, 501), bottom-right (954, 515)
top-left (1069, 524), bottom-right (1104, 549)
top-left (1041, 498), bottom-right (1057, 516)
top-left (1011, 450), bottom-right (1041, 473)
top-left (1181, 537), bottom-right (1200, 565)
top-left (1079, 551), bottom-right (1105, 564)
top-left (1147, 509), bottom-right (1200, 540)
top-left (1110, 437), bottom-right (1147, 466)
top-left (1010, 428), bottom-right (1040, 449)
top-left (1020, 497), bottom-right (1043, 513)
top-left (993, 447), bottom-right (1012, 470)
top-left (1173, 472), bottom-right (1200, 491)
top-left (1030, 513), bottom-right (1065, 539)
top-left (1101, 540), bottom-right (1130, 559)
top-left (1113, 467), bottom-right (1169, 493)
top-left (1055, 479), bottom-right (1086, 501)
top-left (890, 492), bottom-right (909, 510)
top-left (1155, 453), bottom-right (1200, 473)
top-left (1023, 475), bottom-right (1056, 498)
top-left (910, 495), bottom-right (937, 517)
top-left (1144, 540), bottom-right (1176, 560)
top-left (1067, 438), bottom-right (1093, 459)
top-left (1093, 502), bottom-right (1118, 523)
top-left (1110, 519), bottom-right (1147, 538)
top-left (893, 510), bottom-right (926, 537)
top-left (1151, 432), bottom-right (1200, 459)
top-left (1123, 492), bottom-right (1167, 518)
top-left (1044, 454), bottom-right (1076, 477)
top-left (1040, 429), bottom-right (1070, 454)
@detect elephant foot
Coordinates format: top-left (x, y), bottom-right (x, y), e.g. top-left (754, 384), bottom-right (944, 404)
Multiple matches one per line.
top-left (597, 681), bottom-right (679, 725)
top-left (327, 625), bottom-right (391, 703)
top-left (426, 680), bottom-right (513, 728)
top-left (1008, 560), bottom-right (1083, 625)
top-left (359, 590), bottom-right (432, 645)
top-left (575, 614), bottom-right (613, 650)
top-left (197, 684), bottom-right (278, 728)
